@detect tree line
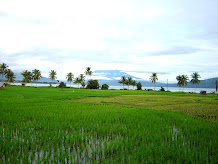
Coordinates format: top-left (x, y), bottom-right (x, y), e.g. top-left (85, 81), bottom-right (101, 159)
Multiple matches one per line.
top-left (118, 72), bottom-right (201, 92)
top-left (0, 63), bottom-right (202, 92)
top-left (0, 63), bottom-right (94, 88)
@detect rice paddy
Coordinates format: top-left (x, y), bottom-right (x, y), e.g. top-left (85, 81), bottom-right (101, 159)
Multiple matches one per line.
top-left (0, 86), bottom-right (217, 163)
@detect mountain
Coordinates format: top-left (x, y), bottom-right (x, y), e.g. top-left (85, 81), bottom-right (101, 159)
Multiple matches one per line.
top-left (93, 70), bottom-right (140, 80)
top-left (98, 77), bottom-right (218, 89)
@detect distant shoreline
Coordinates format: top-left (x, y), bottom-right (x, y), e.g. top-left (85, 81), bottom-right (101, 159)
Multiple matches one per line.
top-left (7, 83), bottom-right (217, 93)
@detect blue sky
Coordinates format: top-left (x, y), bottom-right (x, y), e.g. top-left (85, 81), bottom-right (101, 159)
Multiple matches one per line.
top-left (0, 0), bottom-right (217, 82)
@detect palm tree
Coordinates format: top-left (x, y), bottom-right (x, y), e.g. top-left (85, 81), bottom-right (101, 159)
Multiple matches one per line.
top-left (5, 69), bottom-right (16, 84)
top-left (32, 69), bottom-right (42, 86)
top-left (125, 77), bottom-right (133, 90)
top-left (176, 75), bottom-right (182, 91)
top-left (118, 76), bottom-right (126, 89)
top-left (81, 81), bottom-right (86, 89)
top-left (181, 75), bottom-right (189, 91)
top-left (74, 77), bottom-right (80, 88)
top-left (79, 74), bottom-right (85, 88)
top-left (0, 63), bottom-right (8, 82)
top-left (21, 70), bottom-right (32, 84)
top-left (150, 72), bottom-right (158, 90)
top-left (66, 72), bottom-right (74, 88)
top-left (49, 70), bottom-right (57, 87)
top-left (131, 80), bottom-right (137, 90)
top-left (190, 72), bottom-right (201, 92)
top-left (85, 67), bottom-right (92, 82)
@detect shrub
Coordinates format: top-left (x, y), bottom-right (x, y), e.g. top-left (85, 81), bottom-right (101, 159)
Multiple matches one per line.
top-left (101, 84), bottom-right (109, 90)
top-left (59, 82), bottom-right (66, 88)
top-left (137, 82), bottom-right (142, 90)
top-left (160, 87), bottom-right (165, 91)
top-left (86, 80), bottom-right (100, 89)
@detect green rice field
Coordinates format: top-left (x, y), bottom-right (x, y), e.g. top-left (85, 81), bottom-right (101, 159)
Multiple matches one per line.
top-left (0, 86), bottom-right (217, 163)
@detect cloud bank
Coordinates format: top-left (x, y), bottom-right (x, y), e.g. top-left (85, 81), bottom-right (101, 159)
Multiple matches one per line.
top-left (0, 0), bottom-right (217, 82)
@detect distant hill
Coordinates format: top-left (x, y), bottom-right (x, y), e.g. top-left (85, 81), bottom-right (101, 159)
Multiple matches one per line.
top-left (97, 77), bottom-right (218, 89)
top-left (93, 70), bottom-right (140, 80)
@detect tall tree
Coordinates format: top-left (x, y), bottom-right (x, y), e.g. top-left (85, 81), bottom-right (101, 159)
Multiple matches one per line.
top-left (66, 72), bottom-right (74, 88)
top-left (79, 74), bottom-right (85, 87)
top-left (74, 77), bottom-right (80, 88)
top-left (181, 75), bottom-right (189, 91)
top-left (32, 69), bottom-right (42, 86)
top-left (118, 76), bottom-right (126, 90)
top-left (125, 77), bottom-right (133, 90)
top-left (176, 75), bottom-right (182, 91)
top-left (5, 69), bottom-right (16, 84)
top-left (190, 72), bottom-right (201, 92)
top-left (0, 63), bottom-right (8, 82)
top-left (131, 80), bottom-right (137, 90)
top-left (150, 72), bottom-right (158, 90)
top-left (21, 70), bottom-right (32, 84)
top-left (81, 81), bottom-right (86, 89)
top-left (85, 67), bottom-right (92, 81)
top-left (49, 70), bottom-right (57, 86)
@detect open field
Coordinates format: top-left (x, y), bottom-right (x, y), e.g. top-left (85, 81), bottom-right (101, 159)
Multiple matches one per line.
top-left (0, 86), bottom-right (217, 163)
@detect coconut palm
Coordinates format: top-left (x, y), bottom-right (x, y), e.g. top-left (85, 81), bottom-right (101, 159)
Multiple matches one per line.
top-left (150, 72), bottom-right (158, 90)
top-left (49, 70), bottom-right (57, 86)
top-left (126, 77), bottom-right (133, 90)
top-left (74, 77), bottom-right (80, 88)
top-left (81, 81), bottom-right (86, 89)
top-left (0, 63), bottom-right (8, 82)
top-left (176, 75), bottom-right (182, 91)
top-left (32, 69), bottom-right (42, 86)
top-left (190, 72), bottom-right (201, 92)
top-left (66, 72), bottom-right (74, 88)
top-left (79, 74), bottom-right (85, 83)
top-left (181, 75), bottom-right (189, 91)
top-left (5, 69), bottom-right (16, 84)
top-left (85, 67), bottom-right (92, 81)
top-left (131, 80), bottom-right (137, 90)
top-left (118, 76), bottom-right (126, 89)
top-left (21, 70), bottom-right (32, 84)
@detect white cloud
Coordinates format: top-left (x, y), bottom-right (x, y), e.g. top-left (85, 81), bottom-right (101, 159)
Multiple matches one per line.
top-left (0, 0), bottom-right (217, 82)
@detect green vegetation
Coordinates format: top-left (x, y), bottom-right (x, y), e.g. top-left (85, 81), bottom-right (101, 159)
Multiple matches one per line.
top-left (150, 72), bottom-right (158, 90)
top-left (101, 84), bottom-right (109, 90)
top-left (86, 80), bottom-right (100, 89)
top-left (0, 86), bottom-right (217, 163)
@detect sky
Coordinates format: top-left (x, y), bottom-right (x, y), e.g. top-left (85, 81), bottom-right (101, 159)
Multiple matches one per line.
top-left (0, 0), bottom-right (217, 83)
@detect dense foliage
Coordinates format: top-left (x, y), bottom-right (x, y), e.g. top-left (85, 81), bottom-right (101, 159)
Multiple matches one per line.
top-left (137, 82), bottom-right (142, 90)
top-left (101, 84), bottom-right (109, 90)
top-left (86, 80), bottom-right (100, 89)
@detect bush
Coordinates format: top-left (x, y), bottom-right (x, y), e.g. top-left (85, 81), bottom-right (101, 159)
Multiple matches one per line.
top-left (86, 80), bottom-right (100, 89)
top-left (101, 84), bottom-right (109, 90)
top-left (159, 86), bottom-right (165, 91)
top-left (59, 82), bottom-right (66, 88)
top-left (137, 82), bottom-right (142, 90)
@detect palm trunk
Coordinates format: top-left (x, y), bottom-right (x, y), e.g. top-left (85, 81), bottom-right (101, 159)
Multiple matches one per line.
top-left (70, 82), bottom-right (71, 88)
top-left (195, 84), bottom-right (196, 93)
top-left (123, 84), bottom-right (124, 90)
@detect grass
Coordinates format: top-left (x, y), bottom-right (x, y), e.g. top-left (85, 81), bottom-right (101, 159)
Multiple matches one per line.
top-left (0, 86), bottom-right (217, 163)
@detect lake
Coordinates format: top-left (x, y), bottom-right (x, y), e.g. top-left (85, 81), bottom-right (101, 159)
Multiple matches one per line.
top-left (10, 83), bottom-right (217, 93)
